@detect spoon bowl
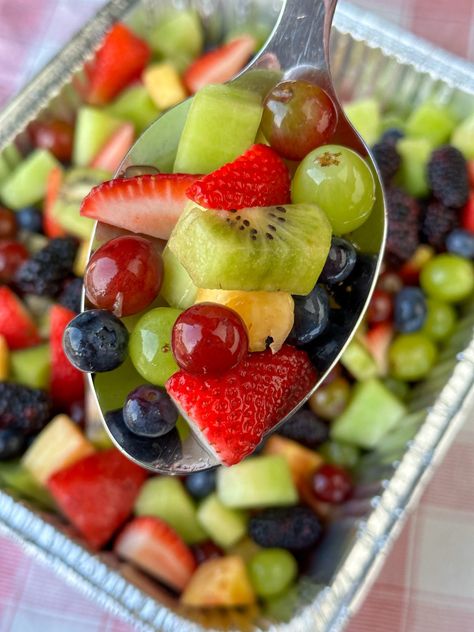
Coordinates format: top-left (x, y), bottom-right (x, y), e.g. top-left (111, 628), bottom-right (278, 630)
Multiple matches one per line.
top-left (86, 0), bottom-right (386, 474)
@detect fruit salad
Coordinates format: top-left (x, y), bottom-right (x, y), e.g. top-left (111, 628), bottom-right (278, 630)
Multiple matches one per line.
top-left (0, 8), bottom-right (473, 622)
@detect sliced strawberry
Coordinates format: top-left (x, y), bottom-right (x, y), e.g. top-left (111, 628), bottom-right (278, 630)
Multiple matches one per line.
top-left (183, 35), bottom-right (255, 94)
top-left (0, 287), bottom-right (40, 350)
top-left (467, 159), bottom-right (474, 189)
top-left (364, 322), bottom-right (394, 376)
top-left (186, 144), bottom-right (291, 210)
top-left (43, 166), bottom-right (66, 238)
top-left (50, 304), bottom-right (84, 408)
top-left (85, 24), bottom-right (151, 105)
top-left (48, 449), bottom-right (147, 548)
top-left (166, 345), bottom-right (317, 466)
top-left (90, 122), bottom-right (135, 173)
top-left (115, 516), bottom-right (196, 592)
top-left (80, 173), bottom-right (200, 240)
top-left (461, 192), bottom-right (474, 234)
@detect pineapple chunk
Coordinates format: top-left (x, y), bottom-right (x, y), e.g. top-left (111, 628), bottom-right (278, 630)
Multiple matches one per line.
top-left (73, 240), bottom-right (90, 277)
top-left (0, 335), bottom-right (9, 380)
top-left (22, 414), bottom-right (95, 485)
top-left (181, 556), bottom-right (256, 607)
top-left (143, 63), bottom-right (187, 110)
top-left (263, 435), bottom-right (323, 486)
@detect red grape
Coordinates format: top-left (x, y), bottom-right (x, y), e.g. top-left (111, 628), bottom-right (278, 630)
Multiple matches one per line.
top-left (29, 119), bottom-right (74, 162)
top-left (84, 235), bottom-right (163, 317)
top-left (0, 207), bottom-right (16, 239)
top-left (0, 240), bottom-right (29, 283)
top-left (367, 289), bottom-right (393, 325)
top-left (172, 303), bottom-right (248, 376)
top-left (261, 80), bottom-right (338, 161)
top-left (192, 540), bottom-right (223, 565)
top-left (310, 464), bottom-right (353, 504)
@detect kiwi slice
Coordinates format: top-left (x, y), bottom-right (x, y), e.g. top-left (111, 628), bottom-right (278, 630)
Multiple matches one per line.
top-left (168, 202), bottom-right (332, 295)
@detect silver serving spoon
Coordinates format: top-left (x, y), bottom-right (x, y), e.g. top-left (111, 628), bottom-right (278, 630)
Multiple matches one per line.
top-left (87, 0), bottom-right (386, 474)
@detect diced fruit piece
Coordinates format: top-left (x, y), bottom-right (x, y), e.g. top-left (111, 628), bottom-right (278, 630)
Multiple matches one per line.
top-left (367, 289), bottom-right (393, 325)
top-left (451, 111), bottom-right (474, 159)
top-left (0, 460), bottom-right (55, 509)
top-left (192, 540), bottom-right (223, 565)
top-left (90, 122), bottom-right (134, 173)
top-left (183, 35), bottom-right (255, 94)
top-left (399, 244), bottom-right (435, 286)
top-left (262, 81), bottom-right (337, 161)
top-left (310, 463), bottom-right (353, 504)
top-left (395, 137), bottom-right (432, 197)
top-left (0, 144), bottom-right (22, 186)
top-left (169, 202), bottom-right (332, 295)
top-left (10, 344), bottom-right (50, 389)
top-left (106, 85), bottom-right (160, 134)
top-left (0, 287), bottom-right (40, 350)
top-left (174, 84), bottom-right (263, 174)
top-left (248, 548), bottom-right (297, 598)
top-left (291, 145), bottom-right (375, 235)
top-left (115, 516), bottom-right (196, 591)
top-left (422, 299), bottom-right (457, 342)
top-left (181, 556), bottom-right (255, 607)
top-left (363, 322), bottom-right (394, 376)
top-left (161, 246), bottom-right (198, 309)
top-left (80, 173), bottom-right (199, 240)
top-left (51, 167), bottom-right (109, 239)
top-left (197, 494), bottom-right (247, 548)
top-left (22, 414), bottom-right (94, 485)
top-left (48, 449), bottom-right (147, 548)
top-left (50, 305), bottom-right (85, 408)
top-left (85, 23), bottom-right (151, 105)
top-left (64, 309), bottom-right (129, 373)
top-left (406, 103), bottom-right (456, 146)
top-left (389, 332), bottom-right (438, 381)
top-left (130, 307), bottom-right (181, 385)
top-left (264, 586), bottom-right (299, 623)
top-left (74, 239), bottom-right (90, 277)
top-left (1, 149), bottom-right (60, 209)
top-left (143, 63), bottom-right (187, 110)
top-left (331, 378), bottom-right (406, 449)
top-left (195, 288), bottom-right (294, 353)
top-left (29, 119), bottom-right (74, 162)
top-left (43, 166), bottom-right (65, 238)
top-left (85, 236), bottom-right (163, 317)
top-left (228, 537), bottom-right (261, 562)
top-left (172, 303), bottom-right (248, 375)
top-left (461, 192), bottom-right (474, 234)
top-left (341, 338), bottom-right (377, 381)
top-left (167, 346), bottom-right (317, 465)
top-left (135, 477), bottom-right (206, 545)
top-left (217, 455), bottom-right (297, 508)
top-left (0, 240), bottom-right (28, 283)
top-left (73, 107), bottom-right (124, 167)
top-left (309, 376), bottom-right (351, 420)
top-left (0, 335), bottom-right (9, 380)
top-left (263, 435), bottom-right (323, 487)
top-left (249, 506), bottom-right (322, 550)
top-left (420, 254), bottom-right (474, 303)
top-left (187, 144), bottom-right (290, 210)
top-left (319, 441), bottom-right (360, 469)
top-left (147, 9), bottom-right (203, 61)
top-left (0, 206), bottom-right (16, 238)
top-left (344, 98), bottom-right (381, 145)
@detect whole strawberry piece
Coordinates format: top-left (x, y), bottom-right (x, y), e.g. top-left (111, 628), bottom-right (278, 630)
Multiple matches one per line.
top-left (186, 144), bottom-right (291, 210)
top-left (50, 304), bottom-right (85, 408)
top-left (166, 345), bottom-right (317, 466)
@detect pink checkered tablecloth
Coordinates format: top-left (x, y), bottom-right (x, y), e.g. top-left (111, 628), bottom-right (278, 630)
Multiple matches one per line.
top-left (1, 1), bottom-right (474, 631)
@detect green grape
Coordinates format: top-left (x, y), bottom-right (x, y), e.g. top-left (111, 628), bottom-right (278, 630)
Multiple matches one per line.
top-left (129, 307), bottom-right (182, 386)
top-left (422, 299), bottom-right (457, 342)
top-left (420, 254), bottom-right (474, 304)
top-left (248, 548), bottom-right (297, 598)
top-left (389, 333), bottom-right (438, 382)
top-left (291, 144), bottom-right (375, 235)
top-left (318, 440), bottom-right (360, 469)
top-left (308, 376), bottom-right (351, 420)
top-left (264, 586), bottom-right (299, 623)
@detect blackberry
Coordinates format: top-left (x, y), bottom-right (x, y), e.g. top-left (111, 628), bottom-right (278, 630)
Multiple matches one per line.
top-left (249, 506), bottom-right (322, 550)
top-left (420, 200), bottom-right (459, 250)
top-left (0, 382), bottom-right (51, 435)
top-left (278, 409), bottom-right (329, 449)
top-left (371, 141), bottom-right (401, 183)
top-left (15, 237), bottom-right (78, 297)
top-left (427, 145), bottom-right (469, 208)
top-left (385, 187), bottom-right (420, 265)
top-left (58, 277), bottom-right (83, 313)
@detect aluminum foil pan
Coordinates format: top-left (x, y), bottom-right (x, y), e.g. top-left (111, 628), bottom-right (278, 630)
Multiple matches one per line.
top-left (1, 1), bottom-right (474, 630)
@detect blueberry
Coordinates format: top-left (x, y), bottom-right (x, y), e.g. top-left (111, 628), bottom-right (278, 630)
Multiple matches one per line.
top-left (0, 429), bottom-right (28, 459)
top-left (63, 309), bottom-right (129, 372)
top-left (278, 408), bottom-right (329, 449)
top-left (185, 468), bottom-right (217, 499)
top-left (123, 385), bottom-right (178, 438)
top-left (16, 207), bottom-right (43, 234)
top-left (289, 285), bottom-right (329, 346)
top-left (320, 237), bottom-right (357, 284)
top-left (380, 128), bottom-right (404, 145)
top-left (446, 229), bottom-right (474, 259)
top-left (394, 287), bottom-right (427, 333)
top-left (249, 506), bottom-right (322, 550)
